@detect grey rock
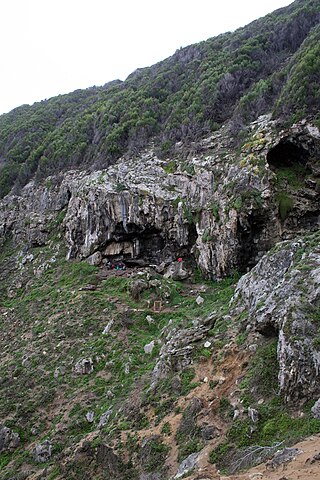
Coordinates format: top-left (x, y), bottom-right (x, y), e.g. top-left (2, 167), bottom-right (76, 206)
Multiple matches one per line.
top-left (86, 411), bottom-right (95, 423)
top-left (130, 278), bottom-right (149, 300)
top-left (74, 358), bottom-right (93, 375)
top-left (32, 440), bottom-right (52, 463)
top-left (124, 361), bottom-right (131, 374)
top-left (0, 120), bottom-right (318, 282)
top-left (164, 262), bottom-right (189, 281)
top-left (86, 251), bottom-right (102, 265)
top-left (174, 452), bottom-right (199, 478)
top-left (233, 409), bottom-right (240, 420)
top-left (146, 315), bottom-right (155, 324)
top-left (311, 398), bottom-right (320, 419)
top-left (196, 295), bottom-right (204, 305)
top-left (102, 319), bottom-right (114, 335)
top-left (151, 315), bottom-right (215, 387)
top-left (248, 407), bottom-right (259, 423)
top-left (233, 237), bottom-right (320, 402)
top-left (98, 408), bottom-right (113, 428)
top-left (0, 425), bottom-right (20, 453)
top-left (266, 447), bottom-right (302, 470)
top-left (144, 340), bottom-right (155, 355)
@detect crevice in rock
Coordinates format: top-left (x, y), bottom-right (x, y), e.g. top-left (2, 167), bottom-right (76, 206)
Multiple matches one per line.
top-left (237, 212), bottom-right (269, 273)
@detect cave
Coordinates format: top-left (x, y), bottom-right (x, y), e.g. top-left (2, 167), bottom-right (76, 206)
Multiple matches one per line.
top-left (105, 222), bottom-right (165, 266)
top-left (237, 211), bottom-right (269, 273)
top-left (256, 318), bottom-right (279, 338)
top-left (103, 221), bottom-right (198, 268)
top-left (267, 139), bottom-right (311, 171)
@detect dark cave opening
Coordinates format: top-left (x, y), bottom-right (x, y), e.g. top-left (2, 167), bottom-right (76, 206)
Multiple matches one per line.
top-left (237, 212), bottom-right (268, 273)
top-left (267, 140), bottom-right (311, 171)
top-left (256, 319), bottom-right (279, 338)
top-left (105, 222), bottom-right (169, 266)
top-left (103, 221), bottom-right (198, 267)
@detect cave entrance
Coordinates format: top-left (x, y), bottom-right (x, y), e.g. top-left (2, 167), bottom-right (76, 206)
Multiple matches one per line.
top-left (256, 319), bottom-right (279, 338)
top-left (237, 211), bottom-right (269, 273)
top-left (267, 139), bottom-right (311, 187)
top-left (104, 222), bottom-right (165, 266)
top-left (267, 140), bottom-right (310, 170)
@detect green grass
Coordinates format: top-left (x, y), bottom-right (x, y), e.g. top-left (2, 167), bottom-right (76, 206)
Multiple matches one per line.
top-left (275, 165), bottom-right (308, 190)
top-left (277, 191), bottom-right (294, 220)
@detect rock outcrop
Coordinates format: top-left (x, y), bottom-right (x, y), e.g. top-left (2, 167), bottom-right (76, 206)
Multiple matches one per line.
top-left (232, 231), bottom-right (320, 402)
top-left (0, 118), bottom-right (319, 279)
top-left (0, 425), bottom-right (20, 453)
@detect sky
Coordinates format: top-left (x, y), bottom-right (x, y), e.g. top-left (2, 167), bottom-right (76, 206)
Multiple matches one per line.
top-left (0, 0), bottom-right (293, 115)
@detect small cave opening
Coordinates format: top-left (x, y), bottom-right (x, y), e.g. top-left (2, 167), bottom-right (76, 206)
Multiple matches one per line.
top-left (256, 320), bottom-right (279, 338)
top-left (188, 223), bottom-right (198, 248)
top-left (237, 212), bottom-right (268, 273)
top-left (267, 140), bottom-right (311, 172)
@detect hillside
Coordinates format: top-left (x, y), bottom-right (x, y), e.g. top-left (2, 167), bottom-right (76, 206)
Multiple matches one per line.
top-left (0, 1), bottom-right (320, 480)
top-left (0, 0), bottom-right (319, 198)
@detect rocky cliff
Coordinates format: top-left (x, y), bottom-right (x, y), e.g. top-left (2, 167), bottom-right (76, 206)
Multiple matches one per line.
top-left (1, 116), bottom-right (319, 279)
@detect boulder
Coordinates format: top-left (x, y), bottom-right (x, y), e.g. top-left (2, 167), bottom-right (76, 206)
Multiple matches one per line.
top-left (74, 358), bottom-right (93, 375)
top-left (32, 440), bottom-right (52, 463)
top-left (266, 447), bottom-right (302, 470)
top-left (0, 425), bottom-right (20, 453)
top-left (164, 262), bottom-right (189, 281)
top-left (85, 251), bottom-right (102, 265)
top-left (144, 340), bottom-right (155, 355)
top-left (174, 452), bottom-right (199, 479)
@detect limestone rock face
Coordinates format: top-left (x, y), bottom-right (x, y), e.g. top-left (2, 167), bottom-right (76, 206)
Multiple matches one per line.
top-left (233, 233), bottom-right (320, 402)
top-left (0, 119), bottom-right (319, 279)
top-left (311, 398), bottom-right (320, 419)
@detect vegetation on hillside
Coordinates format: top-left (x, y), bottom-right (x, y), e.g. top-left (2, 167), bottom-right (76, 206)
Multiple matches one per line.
top-left (0, 0), bottom-right (319, 197)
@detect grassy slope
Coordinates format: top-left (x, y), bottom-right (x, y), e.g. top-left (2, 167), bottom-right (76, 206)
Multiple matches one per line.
top-left (1, 228), bottom-right (320, 478)
top-left (0, 228), bottom-right (238, 478)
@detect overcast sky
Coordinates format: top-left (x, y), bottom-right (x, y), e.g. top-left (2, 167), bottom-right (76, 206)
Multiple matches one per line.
top-left (0, 0), bottom-right (293, 115)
